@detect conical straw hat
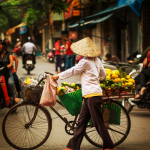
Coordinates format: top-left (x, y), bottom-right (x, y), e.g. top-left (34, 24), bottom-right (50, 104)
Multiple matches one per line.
top-left (71, 37), bottom-right (101, 57)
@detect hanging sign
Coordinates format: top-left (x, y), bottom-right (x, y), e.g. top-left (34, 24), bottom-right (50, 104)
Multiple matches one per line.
top-left (69, 31), bottom-right (78, 39)
top-left (20, 26), bottom-right (28, 34)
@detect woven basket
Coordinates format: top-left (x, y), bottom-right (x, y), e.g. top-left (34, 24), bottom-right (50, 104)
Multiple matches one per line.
top-left (19, 78), bottom-right (43, 103)
top-left (58, 89), bottom-right (82, 116)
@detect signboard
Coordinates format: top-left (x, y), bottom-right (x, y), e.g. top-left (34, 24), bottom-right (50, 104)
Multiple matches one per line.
top-left (64, 0), bottom-right (72, 19)
top-left (69, 31), bottom-right (78, 39)
top-left (64, 0), bottom-right (80, 20)
top-left (20, 26), bottom-right (28, 34)
top-left (6, 22), bottom-right (26, 35)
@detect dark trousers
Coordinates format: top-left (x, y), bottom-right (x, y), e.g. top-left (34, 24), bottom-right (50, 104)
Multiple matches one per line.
top-left (67, 96), bottom-right (115, 150)
top-left (73, 55), bottom-right (76, 66)
top-left (65, 55), bottom-right (73, 69)
top-left (135, 69), bottom-right (150, 91)
top-left (55, 55), bottom-right (62, 72)
top-left (13, 73), bottom-right (20, 92)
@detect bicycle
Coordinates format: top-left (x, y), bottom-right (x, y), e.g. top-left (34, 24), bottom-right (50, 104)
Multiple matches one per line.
top-left (2, 72), bottom-right (133, 150)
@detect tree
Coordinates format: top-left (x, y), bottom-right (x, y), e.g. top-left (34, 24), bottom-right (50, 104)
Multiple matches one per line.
top-left (0, 0), bottom-right (108, 30)
top-left (0, 0), bottom-right (68, 49)
top-left (0, 0), bottom-right (68, 28)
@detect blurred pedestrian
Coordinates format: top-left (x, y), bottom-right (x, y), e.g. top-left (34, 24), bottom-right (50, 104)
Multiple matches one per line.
top-left (15, 38), bottom-right (21, 50)
top-left (11, 55), bottom-right (21, 98)
top-left (15, 38), bottom-right (21, 56)
top-left (64, 38), bottom-right (73, 69)
top-left (104, 53), bottom-right (120, 63)
top-left (55, 38), bottom-right (62, 73)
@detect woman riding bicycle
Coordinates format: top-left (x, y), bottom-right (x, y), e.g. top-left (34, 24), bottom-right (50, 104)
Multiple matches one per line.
top-left (52, 37), bottom-right (116, 150)
top-left (0, 40), bottom-right (19, 103)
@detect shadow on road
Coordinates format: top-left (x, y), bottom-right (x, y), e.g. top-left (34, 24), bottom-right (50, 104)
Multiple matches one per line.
top-left (130, 111), bottom-right (150, 117)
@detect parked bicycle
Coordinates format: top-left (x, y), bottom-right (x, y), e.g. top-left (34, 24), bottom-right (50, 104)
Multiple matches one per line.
top-left (2, 72), bottom-right (132, 150)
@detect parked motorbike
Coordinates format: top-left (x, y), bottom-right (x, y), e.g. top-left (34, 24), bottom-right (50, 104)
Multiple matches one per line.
top-left (102, 59), bottom-right (142, 75)
top-left (102, 50), bottom-right (142, 74)
top-left (47, 49), bottom-right (55, 63)
top-left (0, 67), bottom-right (15, 109)
top-left (23, 52), bottom-right (35, 75)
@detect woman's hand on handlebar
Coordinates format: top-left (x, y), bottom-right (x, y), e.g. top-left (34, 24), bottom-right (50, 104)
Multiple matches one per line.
top-left (52, 74), bottom-right (59, 81)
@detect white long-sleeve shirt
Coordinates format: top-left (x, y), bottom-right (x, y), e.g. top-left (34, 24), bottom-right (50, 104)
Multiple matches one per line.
top-left (59, 57), bottom-right (106, 96)
top-left (21, 42), bottom-right (37, 54)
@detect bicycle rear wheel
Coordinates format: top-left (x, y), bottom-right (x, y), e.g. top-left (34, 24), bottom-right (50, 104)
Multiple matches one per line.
top-left (2, 102), bottom-right (52, 150)
top-left (85, 100), bottom-right (131, 148)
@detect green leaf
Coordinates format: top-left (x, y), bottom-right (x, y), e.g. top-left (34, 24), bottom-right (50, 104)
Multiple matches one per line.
top-left (122, 72), bottom-right (127, 78)
top-left (119, 67), bottom-right (122, 74)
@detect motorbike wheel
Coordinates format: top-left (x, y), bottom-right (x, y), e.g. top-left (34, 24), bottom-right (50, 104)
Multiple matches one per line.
top-left (49, 57), bottom-right (54, 63)
top-left (28, 66), bottom-right (30, 75)
top-left (121, 98), bottom-right (134, 113)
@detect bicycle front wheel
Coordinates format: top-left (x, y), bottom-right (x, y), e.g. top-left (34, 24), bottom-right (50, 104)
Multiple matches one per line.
top-left (2, 102), bottom-right (52, 150)
top-left (85, 100), bottom-right (131, 148)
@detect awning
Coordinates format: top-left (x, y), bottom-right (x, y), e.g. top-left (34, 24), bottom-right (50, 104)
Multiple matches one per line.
top-left (68, 14), bottom-right (113, 29)
top-left (84, 0), bottom-right (143, 21)
top-left (6, 22), bottom-right (26, 35)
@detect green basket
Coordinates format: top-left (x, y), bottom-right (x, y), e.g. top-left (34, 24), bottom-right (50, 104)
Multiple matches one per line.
top-left (58, 89), bottom-right (82, 116)
top-left (88, 101), bottom-right (121, 125)
top-left (103, 101), bottom-right (121, 125)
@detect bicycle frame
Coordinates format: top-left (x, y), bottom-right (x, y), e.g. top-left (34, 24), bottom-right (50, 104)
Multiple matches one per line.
top-left (25, 72), bottom-right (78, 131)
top-left (25, 72), bottom-right (132, 135)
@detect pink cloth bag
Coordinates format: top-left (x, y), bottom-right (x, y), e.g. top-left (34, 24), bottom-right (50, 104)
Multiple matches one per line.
top-left (40, 75), bottom-right (57, 107)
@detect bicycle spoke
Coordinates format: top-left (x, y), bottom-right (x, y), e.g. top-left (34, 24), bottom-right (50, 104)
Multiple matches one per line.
top-left (3, 103), bottom-right (51, 149)
top-left (85, 100), bottom-right (130, 148)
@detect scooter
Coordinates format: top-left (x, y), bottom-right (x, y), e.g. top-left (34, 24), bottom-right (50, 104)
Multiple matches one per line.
top-left (102, 50), bottom-right (142, 74)
top-left (47, 49), bottom-right (55, 63)
top-left (23, 52), bottom-right (36, 75)
top-left (138, 81), bottom-right (150, 110)
top-left (102, 60), bottom-right (142, 75)
top-left (0, 67), bottom-right (15, 109)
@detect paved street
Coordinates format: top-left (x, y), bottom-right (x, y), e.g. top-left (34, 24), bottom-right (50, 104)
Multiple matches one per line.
top-left (0, 56), bottom-right (150, 150)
